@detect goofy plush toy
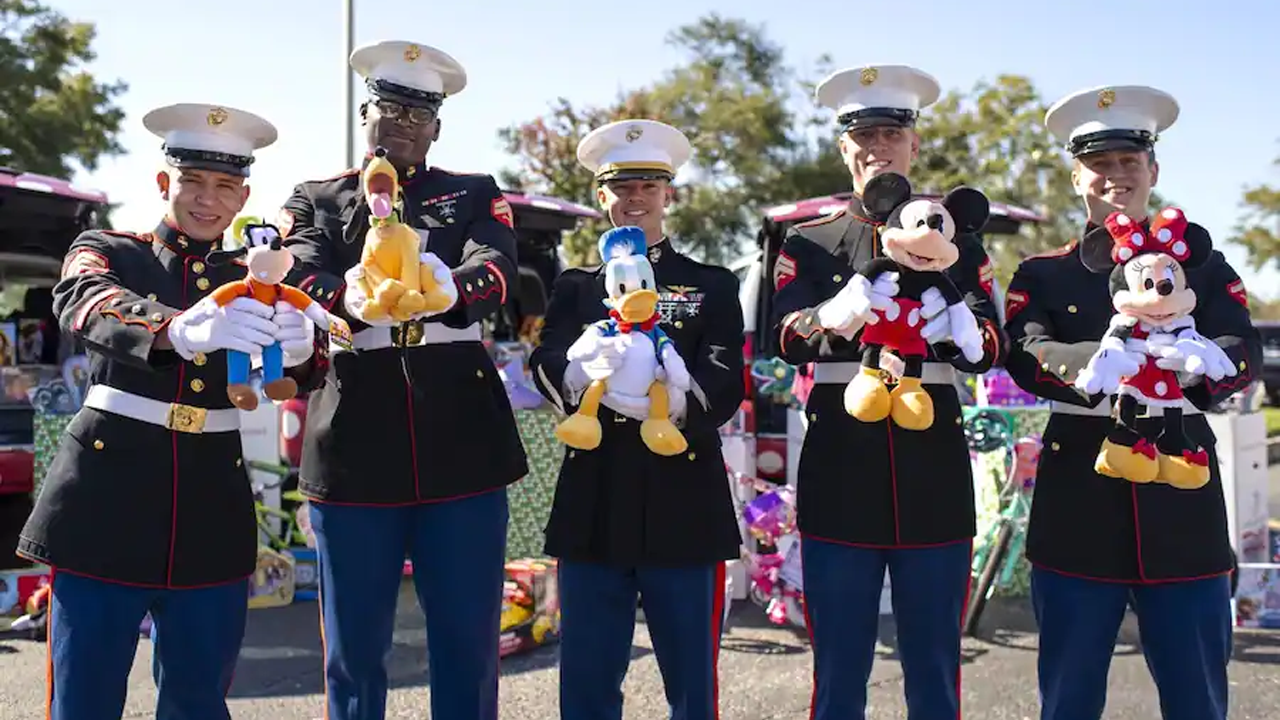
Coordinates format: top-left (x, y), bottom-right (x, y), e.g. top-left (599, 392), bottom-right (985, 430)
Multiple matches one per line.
top-left (1075, 208), bottom-right (1237, 488)
top-left (208, 223), bottom-right (344, 411)
top-left (554, 226), bottom-right (691, 456)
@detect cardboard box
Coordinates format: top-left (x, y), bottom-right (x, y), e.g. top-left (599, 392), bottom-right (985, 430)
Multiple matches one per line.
top-left (248, 547), bottom-right (296, 609)
top-left (499, 559), bottom-right (559, 658)
top-left (1235, 563), bottom-right (1280, 629)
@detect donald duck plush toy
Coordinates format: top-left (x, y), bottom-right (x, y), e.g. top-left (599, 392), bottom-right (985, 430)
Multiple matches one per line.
top-left (554, 226), bottom-right (691, 456)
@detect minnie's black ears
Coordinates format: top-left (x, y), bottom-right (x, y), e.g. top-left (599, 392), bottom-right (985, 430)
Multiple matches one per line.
top-left (861, 172), bottom-right (912, 222)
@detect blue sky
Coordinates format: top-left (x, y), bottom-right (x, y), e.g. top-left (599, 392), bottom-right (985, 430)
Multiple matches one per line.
top-left (49, 0), bottom-right (1280, 297)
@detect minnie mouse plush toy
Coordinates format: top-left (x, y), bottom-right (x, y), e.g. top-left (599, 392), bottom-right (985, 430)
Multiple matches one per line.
top-left (1075, 208), bottom-right (1237, 488)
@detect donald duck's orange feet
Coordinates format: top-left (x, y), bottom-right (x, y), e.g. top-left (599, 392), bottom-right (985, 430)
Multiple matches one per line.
top-left (555, 413), bottom-right (602, 451)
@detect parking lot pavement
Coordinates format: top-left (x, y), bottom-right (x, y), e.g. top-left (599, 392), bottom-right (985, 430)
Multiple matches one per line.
top-left (2, 589), bottom-right (1279, 720)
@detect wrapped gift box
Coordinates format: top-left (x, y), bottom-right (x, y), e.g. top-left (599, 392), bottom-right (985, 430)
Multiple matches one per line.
top-left (499, 558), bottom-right (559, 658)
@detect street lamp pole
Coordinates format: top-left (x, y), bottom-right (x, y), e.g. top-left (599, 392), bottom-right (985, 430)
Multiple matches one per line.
top-left (343, 0), bottom-right (355, 168)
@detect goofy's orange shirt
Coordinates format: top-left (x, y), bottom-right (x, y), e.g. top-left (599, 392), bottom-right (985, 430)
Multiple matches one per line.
top-left (210, 278), bottom-right (314, 312)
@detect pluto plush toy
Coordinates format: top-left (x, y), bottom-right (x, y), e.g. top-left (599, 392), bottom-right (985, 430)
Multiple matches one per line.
top-left (842, 173), bottom-right (988, 430)
top-left (208, 223), bottom-right (350, 411)
top-left (554, 226), bottom-right (691, 456)
top-left (351, 146), bottom-right (454, 323)
top-left (1075, 208), bottom-right (1237, 488)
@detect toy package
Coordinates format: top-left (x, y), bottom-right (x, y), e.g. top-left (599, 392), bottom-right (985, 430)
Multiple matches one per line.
top-left (499, 559), bottom-right (560, 658)
top-left (247, 546), bottom-right (296, 609)
top-left (1235, 563), bottom-right (1280, 629)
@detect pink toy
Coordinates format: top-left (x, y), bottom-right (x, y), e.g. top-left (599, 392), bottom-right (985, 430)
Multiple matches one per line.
top-left (742, 486), bottom-right (796, 545)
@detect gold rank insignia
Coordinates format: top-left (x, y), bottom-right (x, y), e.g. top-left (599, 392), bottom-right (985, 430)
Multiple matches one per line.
top-left (404, 44), bottom-right (422, 62)
top-left (206, 107), bottom-right (228, 126)
top-left (1097, 88), bottom-right (1115, 109)
top-left (860, 67), bottom-right (878, 86)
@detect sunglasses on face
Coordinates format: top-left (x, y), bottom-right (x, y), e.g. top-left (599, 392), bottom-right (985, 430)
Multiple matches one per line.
top-left (374, 100), bottom-right (436, 125)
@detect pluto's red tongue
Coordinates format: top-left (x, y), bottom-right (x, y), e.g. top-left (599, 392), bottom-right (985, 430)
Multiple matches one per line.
top-left (370, 193), bottom-right (392, 219)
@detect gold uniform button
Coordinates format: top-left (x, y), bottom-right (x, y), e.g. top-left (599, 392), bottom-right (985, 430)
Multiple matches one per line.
top-left (1058, 364), bottom-right (1068, 375)
top-left (465, 283), bottom-right (473, 294)
top-left (475, 369), bottom-right (484, 378)
top-left (833, 274), bottom-right (843, 283)
top-left (1239, 360), bottom-right (1247, 371)
top-left (192, 261), bottom-right (206, 274)
top-left (675, 320), bottom-right (684, 329)
top-left (147, 293), bottom-right (158, 301)
top-left (131, 304), bottom-right (143, 314)
top-left (190, 379), bottom-right (205, 392)
top-left (193, 352), bottom-right (207, 366)
top-left (196, 278), bottom-right (211, 291)
top-left (1067, 304), bottom-right (1078, 314)
top-left (809, 413), bottom-right (818, 422)
top-left (236, 458), bottom-right (243, 467)
top-left (568, 450), bottom-right (576, 459)
top-left (688, 452), bottom-right (697, 461)
top-left (1051, 442), bottom-right (1061, 452)
top-left (1042, 362), bottom-right (1050, 371)
top-left (93, 439), bottom-right (104, 450)
top-left (477, 279), bottom-right (485, 287)
top-left (150, 313), bottom-right (163, 323)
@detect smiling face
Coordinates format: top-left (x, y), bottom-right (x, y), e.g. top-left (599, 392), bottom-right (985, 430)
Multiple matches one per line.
top-left (597, 178), bottom-right (672, 245)
top-left (839, 125), bottom-right (919, 196)
top-left (880, 198), bottom-right (961, 272)
top-left (157, 168), bottom-right (250, 241)
top-left (1112, 252), bottom-right (1195, 325)
top-left (603, 254), bottom-right (659, 322)
top-left (362, 99), bottom-right (440, 168)
top-left (1073, 149), bottom-right (1159, 224)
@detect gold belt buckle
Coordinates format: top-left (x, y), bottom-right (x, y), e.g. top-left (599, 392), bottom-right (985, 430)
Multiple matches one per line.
top-left (166, 403), bottom-right (208, 433)
top-left (393, 320), bottom-right (425, 348)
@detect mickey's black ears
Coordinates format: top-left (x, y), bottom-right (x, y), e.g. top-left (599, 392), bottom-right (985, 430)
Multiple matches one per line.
top-left (942, 187), bottom-right (990, 234)
top-left (1079, 225), bottom-right (1118, 274)
top-left (861, 172), bottom-right (912, 222)
top-left (1181, 222), bottom-right (1214, 270)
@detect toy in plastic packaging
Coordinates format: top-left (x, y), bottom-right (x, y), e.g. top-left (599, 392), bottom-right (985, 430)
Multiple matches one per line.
top-left (499, 559), bottom-right (560, 657)
top-left (742, 485), bottom-right (797, 545)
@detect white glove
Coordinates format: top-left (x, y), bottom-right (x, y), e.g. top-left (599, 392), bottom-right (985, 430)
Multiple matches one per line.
top-left (342, 265), bottom-right (397, 328)
top-left (563, 327), bottom-right (625, 395)
top-left (816, 272), bottom-right (899, 337)
top-left (417, 252), bottom-right (459, 316)
top-left (167, 296), bottom-right (277, 360)
top-left (274, 301), bottom-right (315, 368)
top-left (655, 344), bottom-right (692, 422)
top-left (1074, 336), bottom-right (1144, 395)
top-left (1147, 330), bottom-right (1237, 381)
top-left (947, 303), bottom-right (986, 364)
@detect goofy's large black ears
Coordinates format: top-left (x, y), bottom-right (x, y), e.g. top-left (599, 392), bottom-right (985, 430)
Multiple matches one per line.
top-left (861, 172), bottom-right (912, 223)
top-left (1181, 222), bottom-right (1214, 270)
top-left (1079, 225), bottom-right (1119, 274)
top-left (942, 187), bottom-right (990, 235)
top-left (206, 245), bottom-right (247, 266)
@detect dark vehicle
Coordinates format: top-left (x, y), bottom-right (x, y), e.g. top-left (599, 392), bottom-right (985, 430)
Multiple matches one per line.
top-left (0, 168), bottom-right (109, 568)
top-left (1256, 320), bottom-right (1280, 406)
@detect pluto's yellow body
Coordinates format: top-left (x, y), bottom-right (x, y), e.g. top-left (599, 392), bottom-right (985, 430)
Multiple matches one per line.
top-left (353, 149), bottom-right (454, 322)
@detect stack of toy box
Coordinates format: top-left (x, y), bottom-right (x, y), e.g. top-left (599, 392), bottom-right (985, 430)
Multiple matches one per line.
top-left (499, 559), bottom-right (560, 658)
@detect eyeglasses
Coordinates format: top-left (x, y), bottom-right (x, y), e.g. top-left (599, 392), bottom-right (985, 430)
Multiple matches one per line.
top-left (375, 100), bottom-right (436, 125)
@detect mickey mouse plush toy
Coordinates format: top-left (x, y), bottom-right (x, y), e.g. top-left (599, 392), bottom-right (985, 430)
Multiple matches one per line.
top-left (1075, 208), bottom-right (1237, 488)
top-left (843, 172), bottom-right (988, 430)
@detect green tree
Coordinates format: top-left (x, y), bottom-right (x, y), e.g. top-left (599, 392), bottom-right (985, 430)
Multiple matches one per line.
top-left (0, 0), bottom-right (127, 178)
top-left (499, 14), bottom-right (840, 267)
top-left (1228, 148), bottom-right (1280, 278)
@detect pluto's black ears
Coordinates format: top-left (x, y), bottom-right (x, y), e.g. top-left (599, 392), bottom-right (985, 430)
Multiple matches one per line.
top-left (861, 172), bottom-right (912, 223)
top-left (1181, 222), bottom-right (1214, 270)
top-left (942, 187), bottom-right (990, 235)
top-left (1079, 225), bottom-right (1119, 274)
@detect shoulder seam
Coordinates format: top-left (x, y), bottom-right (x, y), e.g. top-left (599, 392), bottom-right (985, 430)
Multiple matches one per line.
top-left (1024, 239), bottom-right (1078, 261)
top-left (795, 208), bottom-right (848, 228)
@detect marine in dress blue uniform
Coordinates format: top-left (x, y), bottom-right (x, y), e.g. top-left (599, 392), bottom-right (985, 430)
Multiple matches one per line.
top-left (1006, 85), bottom-right (1263, 720)
top-left (529, 120), bottom-right (745, 720)
top-left (278, 40), bottom-right (526, 720)
top-left (770, 66), bottom-right (1005, 720)
top-left (17, 103), bottom-right (288, 720)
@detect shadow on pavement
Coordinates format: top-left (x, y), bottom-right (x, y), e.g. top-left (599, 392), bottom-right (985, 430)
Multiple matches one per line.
top-left (227, 584), bottom-right (652, 700)
top-left (1233, 630), bottom-right (1280, 666)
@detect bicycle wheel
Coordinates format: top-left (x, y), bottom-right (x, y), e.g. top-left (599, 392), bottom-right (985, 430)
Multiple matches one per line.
top-left (963, 520), bottom-right (1014, 637)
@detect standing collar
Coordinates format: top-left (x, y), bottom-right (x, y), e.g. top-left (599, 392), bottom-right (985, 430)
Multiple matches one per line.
top-left (154, 218), bottom-right (221, 256)
top-left (647, 237), bottom-right (673, 264)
